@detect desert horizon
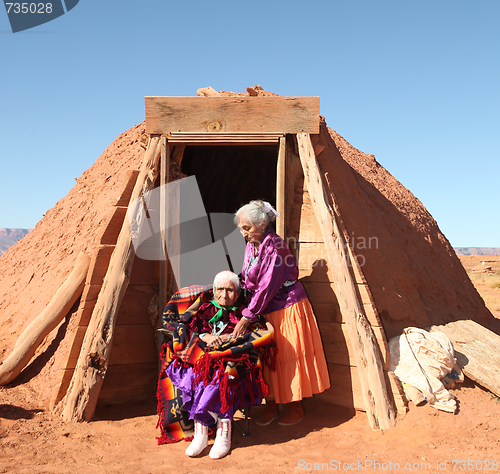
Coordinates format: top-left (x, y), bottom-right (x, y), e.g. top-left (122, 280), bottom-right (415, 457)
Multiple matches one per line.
top-left (1, 227), bottom-right (499, 258)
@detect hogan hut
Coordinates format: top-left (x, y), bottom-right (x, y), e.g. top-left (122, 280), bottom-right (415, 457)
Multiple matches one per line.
top-left (0, 86), bottom-right (494, 431)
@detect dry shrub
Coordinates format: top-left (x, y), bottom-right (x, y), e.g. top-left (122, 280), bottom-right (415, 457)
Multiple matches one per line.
top-left (469, 273), bottom-right (498, 286)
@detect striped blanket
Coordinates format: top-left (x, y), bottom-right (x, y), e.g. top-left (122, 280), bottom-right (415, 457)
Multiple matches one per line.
top-left (156, 285), bottom-right (275, 445)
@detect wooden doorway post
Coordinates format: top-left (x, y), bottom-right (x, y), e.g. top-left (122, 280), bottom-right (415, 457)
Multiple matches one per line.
top-left (276, 135), bottom-right (286, 239)
top-left (159, 137), bottom-right (170, 319)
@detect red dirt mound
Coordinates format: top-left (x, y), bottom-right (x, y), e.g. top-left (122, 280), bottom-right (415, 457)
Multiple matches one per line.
top-left (0, 89), bottom-right (493, 411)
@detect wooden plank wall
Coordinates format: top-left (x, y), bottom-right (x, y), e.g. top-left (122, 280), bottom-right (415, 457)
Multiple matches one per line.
top-left (97, 256), bottom-right (159, 405)
top-left (290, 152), bottom-right (406, 414)
top-left (51, 170), bottom-right (159, 408)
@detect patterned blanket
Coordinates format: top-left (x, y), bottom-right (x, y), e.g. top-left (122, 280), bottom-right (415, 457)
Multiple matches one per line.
top-left (156, 285), bottom-right (275, 445)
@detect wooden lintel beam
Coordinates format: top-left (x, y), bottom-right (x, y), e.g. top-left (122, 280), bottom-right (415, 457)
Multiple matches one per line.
top-left (145, 96), bottom-right (319, 135)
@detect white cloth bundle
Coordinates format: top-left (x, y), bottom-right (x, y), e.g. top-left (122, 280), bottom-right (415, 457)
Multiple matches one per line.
top-left (389, 327), bottom-right (458, 413)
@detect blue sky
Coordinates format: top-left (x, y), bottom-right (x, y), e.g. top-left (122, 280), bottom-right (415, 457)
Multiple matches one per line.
top-left (1, 0), bottom-right (499, 246)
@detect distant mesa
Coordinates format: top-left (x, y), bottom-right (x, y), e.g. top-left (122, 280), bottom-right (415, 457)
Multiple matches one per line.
top-left (455, 248), bottom-right (500, 256)
top-left (471, 264), bottom-right (495, 274)
top-left (0, 229), bottom-right (31, 257)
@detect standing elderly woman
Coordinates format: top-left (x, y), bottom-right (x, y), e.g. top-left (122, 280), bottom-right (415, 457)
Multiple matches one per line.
top-left (232, 200), bottom-right (330, 426)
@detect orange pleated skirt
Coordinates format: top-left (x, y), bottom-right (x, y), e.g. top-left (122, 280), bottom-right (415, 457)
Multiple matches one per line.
top-left (263, 297), bottom-right (330, 404)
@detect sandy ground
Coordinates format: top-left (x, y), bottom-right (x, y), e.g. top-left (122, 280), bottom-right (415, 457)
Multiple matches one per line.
top-left (1, 257), bottom-right (499, 473)
top-left (1, 377), bottom-right (500, 474)
top-left (459, 255), bottom-right (500, 320)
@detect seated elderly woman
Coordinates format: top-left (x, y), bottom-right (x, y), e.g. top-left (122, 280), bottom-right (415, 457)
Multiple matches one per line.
top-left (158, 271), bottom-right (273, 460)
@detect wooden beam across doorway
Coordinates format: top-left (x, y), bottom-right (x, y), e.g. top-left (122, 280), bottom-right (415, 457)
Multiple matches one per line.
top-left (166, 132), bottom-right (283, 145)
top-left (145, 96), bottom-right (320, 135)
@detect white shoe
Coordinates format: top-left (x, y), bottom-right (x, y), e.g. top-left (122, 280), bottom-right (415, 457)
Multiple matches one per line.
top-left (209, 418), bottom-right (232, 459)
top-left (185, 420), bottom-right (208, 457)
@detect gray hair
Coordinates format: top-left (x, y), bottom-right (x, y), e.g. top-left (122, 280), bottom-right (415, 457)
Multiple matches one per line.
top-left (213, 271), bottom-right (240, 290)
top-left (234, 200), bottom-right (277, 228)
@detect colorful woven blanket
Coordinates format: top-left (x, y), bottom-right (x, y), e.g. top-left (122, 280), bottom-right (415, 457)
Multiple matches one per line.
top-left (156, 285), bottom-right (275, 445)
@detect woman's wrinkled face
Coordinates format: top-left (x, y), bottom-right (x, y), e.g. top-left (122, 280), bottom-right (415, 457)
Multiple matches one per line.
top-left (237, 215), bottom-right (265, 245)
top-left (214, 280), bottom-right (238, 306)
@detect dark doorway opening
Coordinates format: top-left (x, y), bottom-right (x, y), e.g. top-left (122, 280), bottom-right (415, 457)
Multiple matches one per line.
top-left (180, 145), bottom-right (279, 216)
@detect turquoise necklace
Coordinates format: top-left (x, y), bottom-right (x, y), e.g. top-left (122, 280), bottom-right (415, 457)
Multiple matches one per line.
top-left (244, 246), bottom-right (259, 297)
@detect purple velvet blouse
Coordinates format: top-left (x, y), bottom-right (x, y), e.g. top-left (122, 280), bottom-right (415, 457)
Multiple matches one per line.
top-left (188, 302), bottom-right (242, 335)
top-left (241, 229), bottom-right (307, 322)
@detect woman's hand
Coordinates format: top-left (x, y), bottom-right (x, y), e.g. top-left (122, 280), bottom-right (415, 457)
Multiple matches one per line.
top-left (231, 318), bottom-right (251, 339)
top-left (204, 334), bottom-right (231, 349)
